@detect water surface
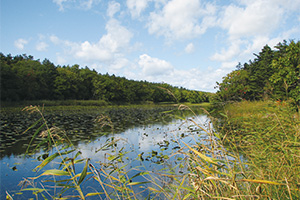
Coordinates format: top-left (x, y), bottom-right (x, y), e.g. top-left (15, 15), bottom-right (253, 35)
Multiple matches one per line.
top-left (1, 105), bottom-right (212, 199)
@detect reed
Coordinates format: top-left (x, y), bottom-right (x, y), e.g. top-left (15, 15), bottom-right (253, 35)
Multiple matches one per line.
top-left (6, 101), bottom-right (299, 199)
top-left (216, 100), bottom-right (300, 199)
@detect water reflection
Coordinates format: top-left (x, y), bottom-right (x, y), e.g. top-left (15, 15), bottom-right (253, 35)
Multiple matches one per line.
top-left (0, 106), bottom-right (183, 158)
top-left (0, 105), bottom-right (211, 199)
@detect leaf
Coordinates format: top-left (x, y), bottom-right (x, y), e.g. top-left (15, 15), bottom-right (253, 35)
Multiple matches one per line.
top-left (6, 191), bottom-right (13, 200)
top-left (25, 119), bottom-right (45, 154)
top-left (43, 178), bottom-right (73, 183)
top-left (34, 149), bottom-right (75, 172)
top-left (21, 188), bottom-right (47, 193)
top-left (34, 152), bottom-right (60, 171)
top-left (127, 181), bottom-right (150, 186)
top-left (148, 187), bottom-right (160, 192)
top-left (183, 193), bottom-right (193, 200)
top-left (77, 159), bottom-right (89, 185)
top-left (182, 141), bottom-right (219, 166)
top-left (240, 179), bottom-right (283, 185)
top-left (85, 192), bottom-right (104, 197)
top-left (31, 169), bottom-right (69, 180)
top-left (130, 172), bottom-right (150, 180)
top-left (41, 169), bottom-right (69, 176)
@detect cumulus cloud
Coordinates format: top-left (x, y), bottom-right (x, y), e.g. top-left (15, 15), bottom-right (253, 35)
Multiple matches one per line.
top-left (212, 0), bottom-right (300, 65)
top-left (184, 43), bottom-right (195, 54)
top-left (107, 1), bottom-right (121, 18)
top-left (138, 54), bottom-right (174, 77)
top-left (211, 40), bottom-right (244, 62)
top-left (36, 41), bottom-right (48, 51)
top-left (127, 0), bottom-right (150, 18)
top-left (219, 1), bottom-right (283, 39)
top-left (109, 58), bottom-right (130, 74)
top-left (74, 18), bottom-right (133, 62)
top-left (14, 38), bottom-right (29, 50)
top-left (147, 0), bottom-right (216, 40)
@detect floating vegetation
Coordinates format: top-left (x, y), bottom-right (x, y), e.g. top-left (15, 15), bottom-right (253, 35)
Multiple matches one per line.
top-left (0, 105), bottom-right (188, 158)
top-left (1, 104), bottom-right (209, 199)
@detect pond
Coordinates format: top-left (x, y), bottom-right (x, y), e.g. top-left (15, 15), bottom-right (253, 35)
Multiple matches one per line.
top-left (1, 104), bottom-right (214, 199)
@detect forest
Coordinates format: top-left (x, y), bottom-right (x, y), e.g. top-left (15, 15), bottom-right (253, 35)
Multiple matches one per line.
top-left (215, 40), bottom-right (300, 107)
top-left (0, 53), bottom-right (211, 104)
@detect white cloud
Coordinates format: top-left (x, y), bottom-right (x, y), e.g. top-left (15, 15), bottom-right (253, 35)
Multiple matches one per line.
top-left (138, 54), bottom-right (174, 77)
top-left (80, 0), bottom-right (97, 10)
top-left (75, 41), bottom-right (113, 61)
top-left (36, 42), bottom-right (48, 51)
top-left (52, 0), bottom-right (100, 11)
top-left (56, 53), bottom-right (67, 65)
top-left (52, 0), bottom-right (69, 11)
top-left (74, 19), bottom-right (133, 62)
top-left (46, 18), bottom-right (133, 71)
top-left (14, 38), bottom-right (28, 50)
top-left (109, 58), bottom-right (130, 73)
top-left (147, 0), bottom-right (216, 40)
top-left (50, 35), bottom-right (61, 45)
top-left (184, 43), bottom-right (195, 54)
top-left (212, 0), bottom-right (300, 65)
top-left (100, 19), bottom-right (133, 53)
top-left (127, 0), bottom-right (150, 18)
top-left (211, 40), bottom-right (244, 62)
top-left (219, 0), bottom-right (286, 39)
top-left (107, 1), bottom-right (121, 18)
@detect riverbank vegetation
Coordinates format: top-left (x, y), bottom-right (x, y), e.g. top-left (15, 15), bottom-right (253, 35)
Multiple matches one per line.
top-left (7, 101), bottom-right (299, 199)
top-left (215, 40), bottom-right (300, 108)
top-left (212, 100), bottom-right (300, 199)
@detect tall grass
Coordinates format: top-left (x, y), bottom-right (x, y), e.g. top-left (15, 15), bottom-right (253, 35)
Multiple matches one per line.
top-left (6, 101), bottom-right (300, 199)
top-left (216, 100), bottom-right (300, 199)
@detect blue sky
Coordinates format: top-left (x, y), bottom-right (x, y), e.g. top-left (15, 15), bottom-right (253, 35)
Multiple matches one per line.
top-left (1, 0), bottom-right (300, 92)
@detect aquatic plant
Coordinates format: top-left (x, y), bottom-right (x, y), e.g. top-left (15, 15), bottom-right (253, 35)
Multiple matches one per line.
top-left (5, 101), bottom-right (299, 199)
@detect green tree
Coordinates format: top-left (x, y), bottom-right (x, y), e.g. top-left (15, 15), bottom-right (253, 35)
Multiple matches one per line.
top-left (216, 69), bottom-right (249, 102)
top-left (0, 56), bottom-right (20, 101)
top-left (54, 66), bottom-right (82, 99)
top-left (270, 41), bottom-right (300, 104)
top-left (246, 45), bottom-right (274, 100)
top-left (79, 67), bottom-right (98, 100)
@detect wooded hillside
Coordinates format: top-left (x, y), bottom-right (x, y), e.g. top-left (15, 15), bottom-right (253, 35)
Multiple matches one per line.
top-left (215, 40), bottom-right (300, 106)
top-left (0, 53), bottom-right (211, 103)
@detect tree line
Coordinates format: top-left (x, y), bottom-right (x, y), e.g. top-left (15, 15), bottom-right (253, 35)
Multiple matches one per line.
top-left (0, 53), bottom-right (211, 103)
top-left (215, 40), bottom-right (300, 106)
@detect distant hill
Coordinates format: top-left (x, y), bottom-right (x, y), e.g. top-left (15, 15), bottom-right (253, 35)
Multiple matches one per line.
top-left (0, 53), bottom-right (212, 103)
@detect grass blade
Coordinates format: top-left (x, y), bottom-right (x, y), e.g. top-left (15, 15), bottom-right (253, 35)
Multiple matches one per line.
top-left (239, 179), bottom-right (283, 185)
top-left (77, 159), bottom-right (89, 185)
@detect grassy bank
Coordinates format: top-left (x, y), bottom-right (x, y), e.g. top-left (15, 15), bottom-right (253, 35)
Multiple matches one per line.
top-left (0, 100), bottom-right (209, 114)
top-left (217, 100), bottom-right (300, 199)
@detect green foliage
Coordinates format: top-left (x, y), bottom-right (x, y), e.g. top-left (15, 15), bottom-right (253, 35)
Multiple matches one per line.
top-left (216, 40), bottom-right (300, 106)
top-left (216, 69), bottom-right (249, 101)
top-left (0, 53), bottom-right (211, 104)
top-left (270, 41), bottom-right (300, 104)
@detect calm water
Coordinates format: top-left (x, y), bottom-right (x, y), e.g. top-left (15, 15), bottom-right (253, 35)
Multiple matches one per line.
top-left (0, 105), bottom-right (212, 199)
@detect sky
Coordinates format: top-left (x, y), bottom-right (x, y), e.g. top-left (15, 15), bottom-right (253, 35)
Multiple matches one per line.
top-left (1, 0), bottom-right (300, 92)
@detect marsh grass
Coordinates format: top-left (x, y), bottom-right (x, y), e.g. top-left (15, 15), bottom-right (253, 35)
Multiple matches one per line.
top-left (6, 101), bottom-right (300, 199)
top-left (216, 100), bottom-right (300, 199)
